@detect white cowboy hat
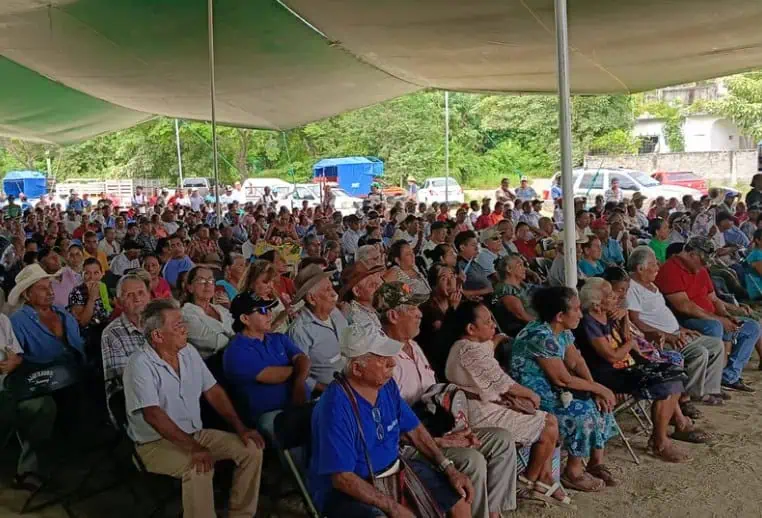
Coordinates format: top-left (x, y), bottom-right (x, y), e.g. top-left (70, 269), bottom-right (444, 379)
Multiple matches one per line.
top-left (8, 264), bottom-right (59, 306)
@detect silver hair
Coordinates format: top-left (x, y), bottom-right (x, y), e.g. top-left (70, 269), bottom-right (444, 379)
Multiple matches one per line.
top-left (627, 246), bottom-right (656, 273)
top-left (142, 298), bottom-right (180, 346)
top-left (578, 277), bottom-right (610, 311)
top-left (116, 273), bottom-right (149, 299)
top-left (343, 354), bottom-right (370, 374)
top-left (355, 244), bottom-right (378, 263)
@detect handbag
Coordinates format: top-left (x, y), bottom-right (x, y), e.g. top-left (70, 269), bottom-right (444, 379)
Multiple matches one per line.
top-left (334, 373), bottom-right (445, 518)
top-left (501, 393), bottom-right (537, 415)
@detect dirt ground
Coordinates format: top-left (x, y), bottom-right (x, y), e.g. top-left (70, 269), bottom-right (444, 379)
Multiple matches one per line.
top-left (1, 364), bottom-right (762, 518)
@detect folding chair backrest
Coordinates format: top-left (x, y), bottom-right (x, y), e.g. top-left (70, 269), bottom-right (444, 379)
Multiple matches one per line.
top-left (108, 390), bottom-right (129, 433)
top-left (273, 402), bottom-right (316, 450)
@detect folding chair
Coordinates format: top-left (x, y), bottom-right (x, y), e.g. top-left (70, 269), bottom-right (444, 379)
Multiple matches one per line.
top-left (106, 390), bottom-right (181, 518)
top-left (612, 395), bottom-right (653, 465)
top-left (272, 403), bottom-right (321, 518)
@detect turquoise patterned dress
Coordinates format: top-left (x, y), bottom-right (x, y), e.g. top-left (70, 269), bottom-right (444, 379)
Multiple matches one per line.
top-left (511, 320), bottom-right (615, 458)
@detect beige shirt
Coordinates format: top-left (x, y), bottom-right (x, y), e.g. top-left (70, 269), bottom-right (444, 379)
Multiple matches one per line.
top-left (445, 338), bottom-right (516, 402)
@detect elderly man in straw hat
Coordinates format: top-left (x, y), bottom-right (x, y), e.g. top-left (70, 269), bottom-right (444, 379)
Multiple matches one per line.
top-left (124, 298), bottom-right (265, 518)
top-left (9, 264), bottom-right (85, 365)
top-left (340, 260), bottom-right (385, 334)
top-left (309, 323), bottom-right (473, 518)
top-left (288, 263), bottom-right (348, 395)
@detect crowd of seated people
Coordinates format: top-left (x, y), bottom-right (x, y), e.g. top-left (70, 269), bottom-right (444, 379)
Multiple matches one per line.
top-left (2, 175), bottom-right (762, 516)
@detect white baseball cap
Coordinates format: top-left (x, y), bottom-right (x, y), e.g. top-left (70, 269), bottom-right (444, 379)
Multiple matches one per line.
top-left (340, 325), bottom-right (402, 359)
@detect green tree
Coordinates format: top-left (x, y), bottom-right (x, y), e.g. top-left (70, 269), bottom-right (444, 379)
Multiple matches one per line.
top-left (695, 72), bottom-right (762, 143)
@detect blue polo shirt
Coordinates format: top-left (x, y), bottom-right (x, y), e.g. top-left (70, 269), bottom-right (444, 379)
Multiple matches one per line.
top-left (223, 332), bottom-right (308, 418)
top-left (309, 379), bottom-right (419, 512)
top-left (162, 256), bottom-right (194, 287)
top-left (10, 305), bottom-right (85, 364)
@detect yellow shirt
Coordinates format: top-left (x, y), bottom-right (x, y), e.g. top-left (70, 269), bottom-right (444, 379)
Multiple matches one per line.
top-left (84, 249), bottom-right (109, 273)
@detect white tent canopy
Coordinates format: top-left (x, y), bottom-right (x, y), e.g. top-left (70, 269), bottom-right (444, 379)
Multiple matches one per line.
top-left (2, 0), bottom-right (762, 144)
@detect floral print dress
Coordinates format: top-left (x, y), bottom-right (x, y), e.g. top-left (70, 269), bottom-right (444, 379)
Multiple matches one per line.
top-left (511, 320), bottom-right (615, 458)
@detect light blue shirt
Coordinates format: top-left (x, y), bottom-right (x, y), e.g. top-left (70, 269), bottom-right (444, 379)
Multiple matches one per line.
top-left (288, 308), bottom-right (348, 391)
top-left (601, 238), bottom-right (624, 266)
top-left (124, 344), bottom-right (217, 444)
top-left (162, 256), bottom-right (195, 287)
top-left (475, 248), bottom-right (499, 277)
top-left (10, 305), bottom-right (85, 364)
top-left (515, 186), bottom-right (538, 201)
top-left (724, 226), bottom-right (751, 248)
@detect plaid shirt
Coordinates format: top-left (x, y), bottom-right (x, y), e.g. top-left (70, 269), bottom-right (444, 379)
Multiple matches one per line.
top-left (101, 313), bottom-right (149, 401)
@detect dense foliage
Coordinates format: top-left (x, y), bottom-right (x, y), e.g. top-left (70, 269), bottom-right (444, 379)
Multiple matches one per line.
top-left (5, 77), bottom-right (758, 190)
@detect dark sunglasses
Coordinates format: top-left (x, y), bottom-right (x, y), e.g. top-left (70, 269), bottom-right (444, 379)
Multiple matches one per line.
top-left (250, 307), bottom-right (272, 316)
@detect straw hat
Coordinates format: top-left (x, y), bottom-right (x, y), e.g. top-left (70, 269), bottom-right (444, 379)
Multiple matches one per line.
top-left (339, 262), bottom-right (385, 301)
top-left (8, 264), bottom-right (59, 306)
top-left (293, 264), bottom-right (332, 303)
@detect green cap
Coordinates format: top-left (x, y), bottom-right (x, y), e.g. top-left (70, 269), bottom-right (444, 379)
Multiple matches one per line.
top-left (372, 281), bottom-right (428, 315)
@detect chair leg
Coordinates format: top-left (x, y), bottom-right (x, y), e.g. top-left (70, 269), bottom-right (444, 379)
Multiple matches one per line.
top-left (282, 451), bottom-right (321, 518)
top-left (612, 417), bottom-right (640, 465)
top-left (638, 400), bottom-right (654, 429)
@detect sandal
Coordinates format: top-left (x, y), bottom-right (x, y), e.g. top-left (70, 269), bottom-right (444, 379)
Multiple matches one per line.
top-left (586, 464), bottom-right (618, 487)
top-left (679, 401), bottom-right (702, 419)
top-left (560, 472), bottom-right (605, 492)
top-left (532, 479), bottom-right (576, 509)
top-left (671, 428), bottom-right (710, 444)
top-left (693, 394), bottom-right (724, 406)
top-left (649, 440), bottom-right (691, 463)
top-left (516, 484), bottom-right (547, 507)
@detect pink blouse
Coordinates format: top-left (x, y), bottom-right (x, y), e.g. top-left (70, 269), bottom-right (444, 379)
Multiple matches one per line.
top-left (445, 338), bottom-right (516, 402)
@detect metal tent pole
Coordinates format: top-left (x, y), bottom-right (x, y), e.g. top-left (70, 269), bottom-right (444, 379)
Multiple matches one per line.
top-left (444, 91), bottom-right (450, 206)
top-left (208, 0), bottom-right (221, 223)
top-left (554, 0), bottom-right (577, 288)
top-left (174, 119), bottom-right (184, 187)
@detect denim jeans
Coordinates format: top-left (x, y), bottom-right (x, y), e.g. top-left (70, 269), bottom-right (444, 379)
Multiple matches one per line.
top-left (682, 317), bottom-right (760, 384)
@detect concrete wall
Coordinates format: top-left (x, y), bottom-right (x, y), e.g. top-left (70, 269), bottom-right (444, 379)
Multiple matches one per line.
top-left (634, 118), bottom-right (669, 152)
top-left (684, 115), bottom-right (742, 152)
top-left (584, 150), bottom-right (758, 184)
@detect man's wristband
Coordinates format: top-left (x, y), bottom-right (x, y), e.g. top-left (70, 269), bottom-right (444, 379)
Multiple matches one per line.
top-left (437, 458), bottom-right (455, 473)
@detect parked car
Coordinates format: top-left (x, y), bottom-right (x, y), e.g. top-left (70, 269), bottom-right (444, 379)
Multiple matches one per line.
top-left (302, 184), bottom-right (363, 212)
top-left (651, 171), bottom-right (708, 195)
top-left (182, 177), bottom-right (211, 197)
top-left (548, 168), bottom-right (703, 207)
top-left (241, 178), bottom-right (293, 203)
top-left (415, 177), bottom-right (465, 205)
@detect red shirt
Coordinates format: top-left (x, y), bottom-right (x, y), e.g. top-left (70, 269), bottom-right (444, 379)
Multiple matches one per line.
top-left (436, 213), bottom-right (449, 222)
top-left (654, 255), bottom-right (715, 314)
top-left (515, 239), bottom-right (538, 260)
top-left (474, 214), bottom-right (493, 230)
top-left (489, 213), bottom-right (504, 226)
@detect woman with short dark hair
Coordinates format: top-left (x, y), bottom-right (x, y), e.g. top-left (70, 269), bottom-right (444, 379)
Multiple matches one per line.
top-left (511, 286), bottom-right (617, 492)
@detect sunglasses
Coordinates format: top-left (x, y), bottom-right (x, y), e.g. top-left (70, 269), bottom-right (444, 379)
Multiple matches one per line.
top-left (249, 307), bottom-right (272, 316)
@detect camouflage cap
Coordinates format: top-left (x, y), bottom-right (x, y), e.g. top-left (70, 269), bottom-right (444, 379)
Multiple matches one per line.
top-left (372, 281), bottom-right (429, 315)
top-left (684, 236), bottom-right (717, 257)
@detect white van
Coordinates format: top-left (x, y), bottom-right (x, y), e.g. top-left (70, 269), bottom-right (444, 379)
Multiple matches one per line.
top-left (241, 178), bottom-right (292, 203)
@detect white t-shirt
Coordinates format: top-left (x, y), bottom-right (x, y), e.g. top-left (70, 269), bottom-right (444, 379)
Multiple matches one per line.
top-left (625, 280), bottom-right (680, 334)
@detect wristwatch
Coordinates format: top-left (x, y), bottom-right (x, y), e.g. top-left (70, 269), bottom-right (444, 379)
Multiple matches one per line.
top-left (437, 458), bottom-right (455, 473)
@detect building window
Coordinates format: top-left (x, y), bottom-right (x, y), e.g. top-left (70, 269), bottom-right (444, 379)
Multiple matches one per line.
top-left (638, 136), bottom-right (659, 154)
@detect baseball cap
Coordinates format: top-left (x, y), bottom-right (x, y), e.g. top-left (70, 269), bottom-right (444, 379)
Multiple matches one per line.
top-left (230, 292), bottom-right (279, 333)
top-left (684, 236), bottom-right (717, 261)
top-left (340, 325), bottom-right (402, 359)
top-left (479, 227), bottom-right (501, 244)
top-left (373, 281), bottom-right (428, 314)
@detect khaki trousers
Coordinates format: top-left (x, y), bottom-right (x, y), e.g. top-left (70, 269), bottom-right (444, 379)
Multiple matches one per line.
top-left (137, 429), bottom-right (263, 518)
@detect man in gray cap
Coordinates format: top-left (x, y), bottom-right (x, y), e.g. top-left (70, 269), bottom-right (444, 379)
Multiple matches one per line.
top-left (376, 282), bottom-right (520, 517)
top-left (288, 264), bottom-right (348, 395)
top-left (308, 323), bottom-right (473, 518)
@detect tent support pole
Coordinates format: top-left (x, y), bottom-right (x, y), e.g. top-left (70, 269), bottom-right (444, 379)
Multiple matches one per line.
top-left (174, 119), bottom-right (184, 188)
top-left (208, 0), bottom-right (221, 223)
top-left (444, 91), bottom-right (450, 206)
top-left (554, 0), bottom-right (577, 288)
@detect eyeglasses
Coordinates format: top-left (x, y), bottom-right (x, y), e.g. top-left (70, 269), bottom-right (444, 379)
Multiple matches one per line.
top-left (251, 307), bottom-right (271, 316)
top-left (372, 407), bottom-right (384, 441)
top-left (194, 278), bottom-right (215, 285)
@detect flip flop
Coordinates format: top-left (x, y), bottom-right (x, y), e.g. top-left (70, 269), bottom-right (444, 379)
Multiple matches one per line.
top-left (679, 401), bottom-right (702, 419)
top-left (671, 428), bottom-right (710, 444)
top-left (561, 472), bottom-right (606, 492)
top-left (649, 441), bottom-right (691, 463)
top-left (586, 464), bottom-right (618, 487)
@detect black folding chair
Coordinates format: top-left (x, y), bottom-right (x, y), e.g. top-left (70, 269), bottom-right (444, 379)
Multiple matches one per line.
top-left (106, 390), bottom-right (181, 518)
top-left (272, 403), bottom-right (321, 518)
